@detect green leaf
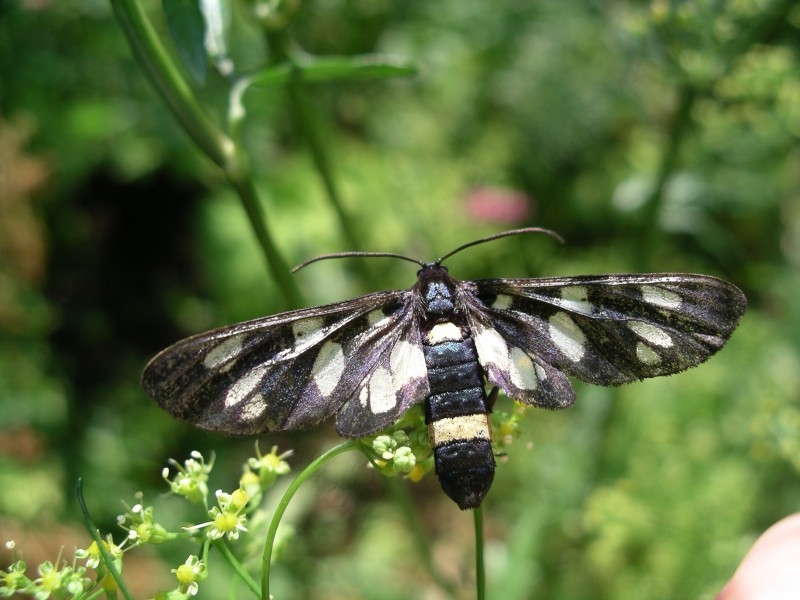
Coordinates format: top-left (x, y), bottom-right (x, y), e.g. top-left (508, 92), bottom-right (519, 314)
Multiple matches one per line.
top-left (247, 54), bottom-right (418, 88)
top-left (163, 0), bottom-right (208, 84)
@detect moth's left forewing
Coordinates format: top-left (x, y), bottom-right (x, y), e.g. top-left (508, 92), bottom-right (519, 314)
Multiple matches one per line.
top-left (142, 291), bottom-right (415, 435)
top-left (466, 274), bottom-right (746, 396)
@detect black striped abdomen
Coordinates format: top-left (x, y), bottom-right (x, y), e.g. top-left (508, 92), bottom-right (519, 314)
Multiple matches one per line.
top-left (423, 322), bottom-right (495, 510)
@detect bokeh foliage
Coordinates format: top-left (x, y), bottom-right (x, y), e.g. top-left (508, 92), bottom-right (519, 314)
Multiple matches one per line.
top-left (1, 0), bottom-right (799, 598)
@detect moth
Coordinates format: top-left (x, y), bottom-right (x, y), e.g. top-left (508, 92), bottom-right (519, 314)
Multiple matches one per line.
top-left (142, 228), bottom-right (747, 509)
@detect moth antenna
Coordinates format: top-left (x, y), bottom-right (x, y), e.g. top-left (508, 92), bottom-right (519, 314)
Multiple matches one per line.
top-left (292, 251), bottom-right (425, 273)
top-left (436, 227), bottom-right (565, 264)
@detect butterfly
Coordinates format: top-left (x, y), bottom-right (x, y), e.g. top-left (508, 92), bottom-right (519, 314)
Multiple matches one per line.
top-left (142, 228), bottom-right (747, 509)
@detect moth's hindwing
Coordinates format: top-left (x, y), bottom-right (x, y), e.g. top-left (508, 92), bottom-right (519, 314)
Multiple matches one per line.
top-left (142, 290), bottom-right (430, 436)
top-left (464, 274), bottom-right (746, 407)
top-left (335, 319), bottom-right (429, 438)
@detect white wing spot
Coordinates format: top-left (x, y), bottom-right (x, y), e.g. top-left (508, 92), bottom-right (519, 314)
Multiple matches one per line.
top-left (509, 347), bottom-right (538, 390)
top-left (240, 395), bottom-right (268, 421)
top-left (426, 322), bottom-right (463, 344)
top-left (548, 312), bottom-right (586, 362)
top-left (367, 366), bottom-right (396, 414)
top-left (292, 317), bottom-right (327, 349)
top-left (366, 309), bottom-right (391, 329)
top-left (474, 326), bottom-right (510, 370)
top-left (491, 294), bottom-right (513, 310)
top-left (628, 320), bottom-right (673, 347)
top-left (293, 317), bottom-right (323, 338)
top-left (225, 364), bottom-right (269, 408)
top-left (312, 341), bottom-right (346, 397)
top-left (636, 342), bottom-right (661, 365)
top-left (358, 339), bottom-right (425, 417)
top-left (204, 334), bottom-right (246, 370)
top-left (390, 340), bottom-right (427, 381)
top-left (559, 286), bottom-right (595, 315)
top-left (641, 286), bottom-right (682, 310)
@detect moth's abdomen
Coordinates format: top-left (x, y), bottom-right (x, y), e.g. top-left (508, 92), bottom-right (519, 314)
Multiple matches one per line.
top-left (423, 323), bottom-right (495, 510)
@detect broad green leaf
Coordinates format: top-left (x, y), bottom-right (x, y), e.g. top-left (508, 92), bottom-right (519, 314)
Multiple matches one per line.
top-left (163, 0), bottom-right (208, 84)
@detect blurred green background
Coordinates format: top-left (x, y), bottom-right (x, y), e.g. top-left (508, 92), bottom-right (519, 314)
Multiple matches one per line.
top-left (2, 0), bottom-right (800, 598)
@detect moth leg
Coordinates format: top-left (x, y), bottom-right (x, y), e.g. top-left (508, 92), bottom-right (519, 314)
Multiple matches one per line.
top-left (486, 386), bottom-right (500, 410)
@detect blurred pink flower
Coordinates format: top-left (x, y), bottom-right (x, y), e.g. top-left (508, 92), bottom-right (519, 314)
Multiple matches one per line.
top-left (465, 187), bottom-right (533, 224)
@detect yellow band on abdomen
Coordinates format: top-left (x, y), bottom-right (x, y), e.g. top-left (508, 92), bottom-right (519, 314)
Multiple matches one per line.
top-left (428, 414), bottom-right (491, 447)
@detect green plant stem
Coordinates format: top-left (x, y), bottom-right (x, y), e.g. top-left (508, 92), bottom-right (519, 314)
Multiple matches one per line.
top-left (265, 30), bottom-right (366, 265)
top-left (474, 506), bottom-right (486, 600)
top-left (109, 0), bottom-right (227, 167)
top-left (76, 479), bottom-right (134, 600)
top-left (109, 0), bottom-right (301, 307)
top-left (213, 538), bottom-right (261, 598)
top-left (286, 72), bottom-right (362, 254)
top-left (226, 168), bottom-right (303, 307)
top-left (261, 440), bottom-right (358, 599)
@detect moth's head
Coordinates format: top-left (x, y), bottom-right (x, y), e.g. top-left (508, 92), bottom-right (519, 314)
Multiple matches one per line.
top-left (417, 261), bottom-right (448, 277)
top-left (417, 262), bottom-right (457, 318)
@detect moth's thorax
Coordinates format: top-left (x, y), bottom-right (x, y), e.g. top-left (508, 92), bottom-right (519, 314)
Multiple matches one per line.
top-left (416, 263), bottom-right (459, 321)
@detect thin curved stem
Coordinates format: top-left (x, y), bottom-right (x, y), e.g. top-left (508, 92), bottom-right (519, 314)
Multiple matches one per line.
top-left (213, 538), bottom-right (261, 598)
top-left (76, 479), bottom-right (134, 600)
top-left (261, 441), bottom-right (358, 599)
top-left (474, 506), bottom-right (486, 600)
top-left (226, 171), bottom-right (303, 307)
top-left (286, 71), bottom-right (362, 254)
top-left (264, 29), bottom-right (368, 277)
